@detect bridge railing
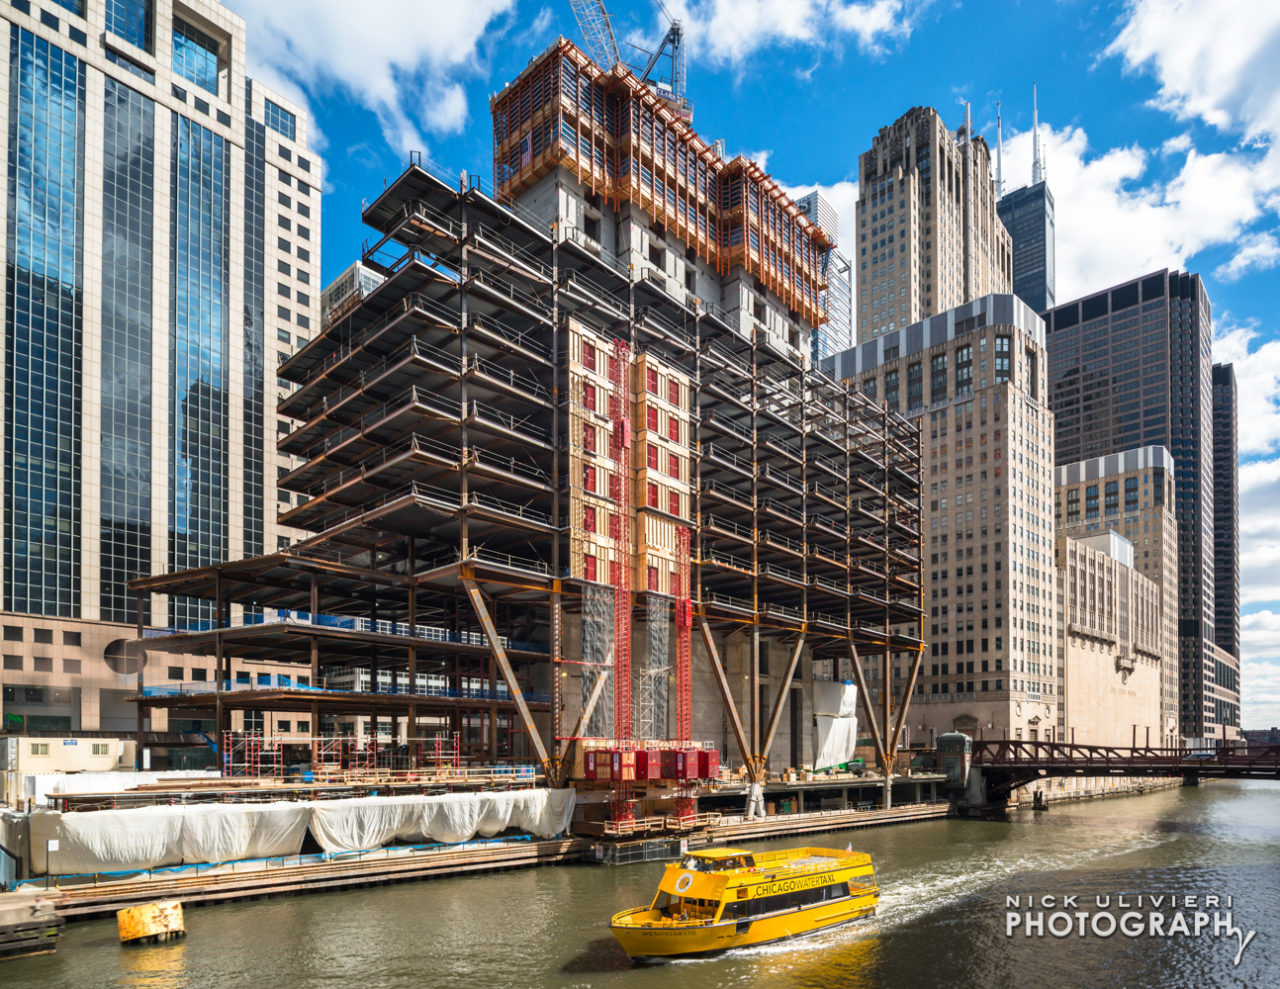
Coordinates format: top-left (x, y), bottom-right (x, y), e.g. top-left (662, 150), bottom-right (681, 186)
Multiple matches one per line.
top-left (970, 740), bottom-right (1280, 773)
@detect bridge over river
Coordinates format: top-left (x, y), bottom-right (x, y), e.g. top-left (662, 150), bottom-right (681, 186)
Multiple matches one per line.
top-left (957, 741), bottom-right (1280, 809)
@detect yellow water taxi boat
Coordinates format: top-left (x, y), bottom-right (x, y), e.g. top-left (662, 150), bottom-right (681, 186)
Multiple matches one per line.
top-left (609, 846), bottom-right (878, 960)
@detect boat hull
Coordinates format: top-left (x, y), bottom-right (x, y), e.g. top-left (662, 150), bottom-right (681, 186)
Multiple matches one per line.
top-left (611, 888), bottom-right (878, 960)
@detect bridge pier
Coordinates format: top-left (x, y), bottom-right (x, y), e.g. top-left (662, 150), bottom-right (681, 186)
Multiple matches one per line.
top-left (947, 766), bottom-right (1012, 818)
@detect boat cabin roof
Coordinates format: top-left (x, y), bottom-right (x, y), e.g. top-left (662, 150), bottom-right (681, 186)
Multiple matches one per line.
top-left (689, 848), bottom-right (753, 860)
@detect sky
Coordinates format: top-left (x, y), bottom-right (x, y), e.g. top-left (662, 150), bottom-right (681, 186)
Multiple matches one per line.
top-left (227, 0), bottom-right (1280, 729)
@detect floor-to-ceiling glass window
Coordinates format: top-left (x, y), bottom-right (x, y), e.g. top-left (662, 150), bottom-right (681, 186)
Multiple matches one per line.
top-left (4, 27), bottom-right (85, 617)
top-left (100, 77), bottom-right (155, 623)
top-left (242, 112), bottom-right (266, 560)
top-left (105, 0), bottom-right (154, 53)
top-left (169, 114), bottom-right (229, 627)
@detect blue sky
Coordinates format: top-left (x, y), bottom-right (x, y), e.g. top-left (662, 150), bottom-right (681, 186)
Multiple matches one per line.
top-left (229, 0), bottom-right (1280, 728)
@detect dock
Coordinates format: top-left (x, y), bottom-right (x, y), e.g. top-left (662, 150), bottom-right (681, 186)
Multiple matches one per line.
top-left (24, 837), bottom-right (590, 922)
top-left (707, 800), bottom-right (950, 841)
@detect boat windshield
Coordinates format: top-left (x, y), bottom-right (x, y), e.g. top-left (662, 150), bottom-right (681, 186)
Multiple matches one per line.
top-left (653, 892), bottom-right (719, 920)
top-left (679, 854), bottom-right (751, 872)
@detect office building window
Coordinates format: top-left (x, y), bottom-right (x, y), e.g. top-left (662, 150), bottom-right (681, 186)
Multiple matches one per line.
top-left (930, 354), bottom-right (947, 401)
top-left (6, 28), bottom-right (86, 617)
top-left (907, 361), bottom-right (923, 410)
top-left (100, 77), bottom-right (156, 622)
top-left (105, 0), bottom-right (153, 51)
top-left (263, 99), bottom-right (296, 140)
top-left (168, 114), bottom-right (230, 626)
top-left (172, 17), bottom-right (220, 96)
top-left (884, 369), bottom-right (900, 409)
top-left (955, 344), bottom-right (973, 396)
top-left (995, 335), bottom-right (1011, 382)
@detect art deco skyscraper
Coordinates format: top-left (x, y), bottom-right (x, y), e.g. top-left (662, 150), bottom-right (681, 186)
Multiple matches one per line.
top-left (855, 105), bottom-right (1012, 341)
top-left (828, 294), bottom-right (1056, 744)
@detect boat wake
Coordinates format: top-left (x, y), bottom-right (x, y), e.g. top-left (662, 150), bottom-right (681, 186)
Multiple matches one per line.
top-left (668, 824), bottom-right (1170, 966)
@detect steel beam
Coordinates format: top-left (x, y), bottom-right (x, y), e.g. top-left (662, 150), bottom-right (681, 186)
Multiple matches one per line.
top-left (557, 659), bottom-right (614, 781)
top-left (462, 578), bottom-right (551, 774)
top-left (698, 619), bottom-right (754, 781)
top-left (846, 641), bottom-right (889, 775)
top-left (758, 635), bottom-right (805, 773)
top-left (888, 644), bottom-right (926, 758)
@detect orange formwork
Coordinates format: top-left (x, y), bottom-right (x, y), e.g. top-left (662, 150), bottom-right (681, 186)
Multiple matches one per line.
top-left (490, 39), bottom-right (829, 327)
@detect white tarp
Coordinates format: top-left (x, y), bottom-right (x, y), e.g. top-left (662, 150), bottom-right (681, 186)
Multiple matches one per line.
top-left (179, 803), bottom-right (312, 864)
top-left (814, 715), bottom-right (860, 771)
top-left (308, 789), bottom-right (576, 853)
top-left (27, 789), bottom-right (576, 873)
top-left (812, 680), bottom-right (858, 718)
top-left (812, 680), bottom-right (859, 770)
top-left (31, 805), bottom-right (186, 874)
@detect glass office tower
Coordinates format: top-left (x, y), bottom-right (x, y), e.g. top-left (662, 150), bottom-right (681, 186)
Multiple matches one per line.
top-left (0, 0), bottom-right (320, 732)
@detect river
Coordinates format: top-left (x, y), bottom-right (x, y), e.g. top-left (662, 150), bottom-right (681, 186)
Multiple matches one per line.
top-left (6, 780), bottom-right (1278, 988)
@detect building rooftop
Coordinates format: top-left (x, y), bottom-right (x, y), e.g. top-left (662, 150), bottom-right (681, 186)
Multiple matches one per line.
top-left (822, 293), bottom-right (1043, 379)
top-left (1055, 446), bottom-right (1175, 486)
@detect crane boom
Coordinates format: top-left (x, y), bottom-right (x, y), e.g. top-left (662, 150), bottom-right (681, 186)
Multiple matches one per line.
top-left (570, 0), bottom-right (621, 71)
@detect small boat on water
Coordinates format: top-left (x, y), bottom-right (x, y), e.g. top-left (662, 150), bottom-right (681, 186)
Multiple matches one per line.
top-left (609, 845), bottom-right (878, 961)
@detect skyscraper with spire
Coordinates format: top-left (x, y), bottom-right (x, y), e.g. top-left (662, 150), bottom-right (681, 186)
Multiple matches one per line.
top-left (998, 87), bottom-right (1056, 313)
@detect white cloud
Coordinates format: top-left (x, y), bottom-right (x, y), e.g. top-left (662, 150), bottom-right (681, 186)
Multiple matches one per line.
top-left (999, 124), bottom-right (1273, 303)
top-left (231, 0), bottom-right (516, 155)
top-left (1237, 460), bottom-right (1280, 608)
top-left (1214, 230), bottom-right (1280, 282)
top-left (660, 0), bottom-right (928, 66)
top-left (1214, 318), bottom-right (1280, 458)
top-left (1213, 323), bottom-right (1280, 613)
top-left (1107, 0), bottom-right (1280, 142)
top-left (1160, 132), bottom-right (1192, 156)
top-left (1240, 611), bottom-right (1280, 727)
top-left (744, 149), bottom-right (772, 173)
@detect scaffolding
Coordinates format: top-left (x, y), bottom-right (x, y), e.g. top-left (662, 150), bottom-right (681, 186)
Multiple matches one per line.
top-left (676, 525), bottom-right (692, 743)
top-left (221, 731), bottom-right (283, 779)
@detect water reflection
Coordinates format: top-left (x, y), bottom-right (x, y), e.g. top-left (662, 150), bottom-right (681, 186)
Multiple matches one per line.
top-left (118, 941), bottom-right (189, 989)
top-left (5, 782), bottom-right (1278, 989)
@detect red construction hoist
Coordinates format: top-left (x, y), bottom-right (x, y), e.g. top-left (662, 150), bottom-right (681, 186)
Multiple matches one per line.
top-left (674, 524), bottom-right (697, 820)
top-left (608, 338), bottom-right (634, 822)
top-left (675, 525), bottom-right (693, 743)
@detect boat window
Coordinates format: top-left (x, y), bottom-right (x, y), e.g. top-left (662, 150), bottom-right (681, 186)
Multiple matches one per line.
top-left (654, 892), bottom-right (672, 912)
top-left (738, 881), bottom-right (852, 918)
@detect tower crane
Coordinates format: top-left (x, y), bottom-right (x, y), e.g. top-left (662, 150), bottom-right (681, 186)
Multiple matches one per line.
top-left (569, 0), bottom-right (621, 71)
top-left (569, 0), bottom-right (692, 122)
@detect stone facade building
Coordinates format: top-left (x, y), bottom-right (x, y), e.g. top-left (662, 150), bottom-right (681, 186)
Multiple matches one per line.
top-left (855, 106), bottom-right (1012, 341)
top-left (827, 293), bottom-right (1054, 744)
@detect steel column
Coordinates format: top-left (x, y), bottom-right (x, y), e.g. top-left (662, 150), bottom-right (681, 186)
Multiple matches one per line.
top-left (462, 578), bottom-right (552, 774)
top-left (847, 641), bottom-right (889, 776)
top-left (759, 635), bottom-right (805, 774)
top-left (698, 619), bottom-right (753, 781)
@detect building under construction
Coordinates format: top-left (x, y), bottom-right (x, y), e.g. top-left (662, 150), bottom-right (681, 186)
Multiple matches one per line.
top-left (127, 39), bottom-right (924, 820)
